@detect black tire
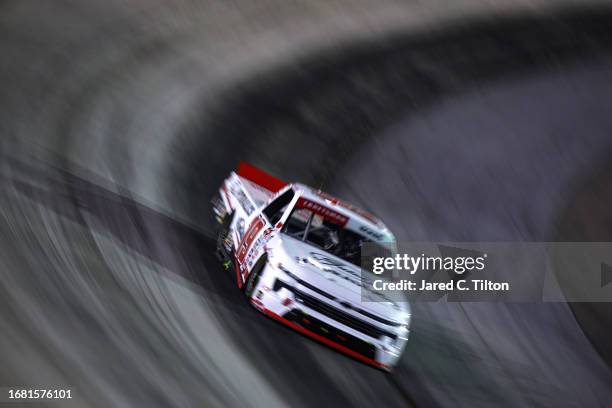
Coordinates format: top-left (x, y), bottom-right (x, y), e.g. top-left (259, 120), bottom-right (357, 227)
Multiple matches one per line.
top-left (244, 255), bottom-right (267, 299)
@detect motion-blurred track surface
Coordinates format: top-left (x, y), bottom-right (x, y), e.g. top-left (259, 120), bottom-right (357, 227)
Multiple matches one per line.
top-left (1, 1), bottom-right (612, 407)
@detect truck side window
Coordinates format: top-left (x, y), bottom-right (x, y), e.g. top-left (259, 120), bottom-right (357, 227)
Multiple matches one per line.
top-left (263, 189), bottom-right (295, 225)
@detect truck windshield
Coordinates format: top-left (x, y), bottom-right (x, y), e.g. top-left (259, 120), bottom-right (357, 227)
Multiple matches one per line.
top-left (282, 204), bottom-right (392, 267)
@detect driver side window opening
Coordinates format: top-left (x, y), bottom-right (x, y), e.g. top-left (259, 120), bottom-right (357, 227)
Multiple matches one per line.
top-left (263, 188), bottom-right (295, 225)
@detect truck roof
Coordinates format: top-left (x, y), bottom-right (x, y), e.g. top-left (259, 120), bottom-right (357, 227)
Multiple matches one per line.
top-left (235, 162), bottom-right (394, 242)
top-left (290, 183), bottom-right (394, 243)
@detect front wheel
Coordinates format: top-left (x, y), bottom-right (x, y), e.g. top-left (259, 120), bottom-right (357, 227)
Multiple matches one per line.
top-left (244, 255), bottom-right (267, 299)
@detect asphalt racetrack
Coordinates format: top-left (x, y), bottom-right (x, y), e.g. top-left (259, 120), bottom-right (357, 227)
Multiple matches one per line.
top-left (1, 1), bottom-right (612, 407)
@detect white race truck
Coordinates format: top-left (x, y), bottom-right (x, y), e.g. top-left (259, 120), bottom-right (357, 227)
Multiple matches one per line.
top-left (212, 162), bottom-right (410, 370)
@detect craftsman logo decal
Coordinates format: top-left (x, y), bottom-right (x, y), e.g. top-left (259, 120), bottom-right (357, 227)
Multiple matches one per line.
top-left (296, 197), bottom-right (348, 226)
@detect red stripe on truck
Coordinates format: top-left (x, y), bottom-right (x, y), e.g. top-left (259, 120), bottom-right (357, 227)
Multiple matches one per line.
top-left (237, 162), bottom-right (287, 193)
top-left (235, 262), bottom-right (243, 289)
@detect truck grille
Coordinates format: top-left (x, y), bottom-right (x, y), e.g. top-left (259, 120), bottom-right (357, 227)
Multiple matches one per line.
top-left (283, 310), bottom-right (377, 359)
top-left (278, 269), bottom-right (403, 328)
top-left (292, 288), bottom-right (396, 340)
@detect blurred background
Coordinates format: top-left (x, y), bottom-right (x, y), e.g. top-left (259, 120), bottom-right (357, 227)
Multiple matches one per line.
top-left (1, 0), bottom-right (612, 406)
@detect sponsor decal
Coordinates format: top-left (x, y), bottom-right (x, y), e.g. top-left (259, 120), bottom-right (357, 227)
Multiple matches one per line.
top-left (314, 191), bottom-right (381, 225)
top-left (237, 216), bottom-right (265, 266)
top-left (309, 252), bottom-right (396, 303)
top-left (359, 225), bottom-right (385, 241)
top-left (296, 197), bottom-right (348, 226)
top-left (244, 227), bottom-right (272, 271)
top-left (236, 218), bottom-right (246, 240)
top-left (250, 298), bottom-right (265, 311)
top-left (309, 252), bottom-right (364, 286)
top-left (228, 178), bottom-right (255, 215)
top-left (222, 184), bottom-right (232, 210)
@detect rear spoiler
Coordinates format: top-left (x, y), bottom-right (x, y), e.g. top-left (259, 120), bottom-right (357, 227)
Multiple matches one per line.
top-left (236, 162), bottom-right (287, 193)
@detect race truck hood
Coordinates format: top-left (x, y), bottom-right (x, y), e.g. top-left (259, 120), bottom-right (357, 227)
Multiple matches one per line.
top-left (269, 234), bottom-right (409, 324)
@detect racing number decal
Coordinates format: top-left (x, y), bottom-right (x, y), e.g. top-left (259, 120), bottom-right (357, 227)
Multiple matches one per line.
top-left (236, 216), bottom-right (265, 265)
top-left (235, 216), bottom-right (266, 283)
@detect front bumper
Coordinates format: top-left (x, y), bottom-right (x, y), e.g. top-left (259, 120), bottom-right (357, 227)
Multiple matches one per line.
top-left (251, 270), bottom-right (408, 370)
